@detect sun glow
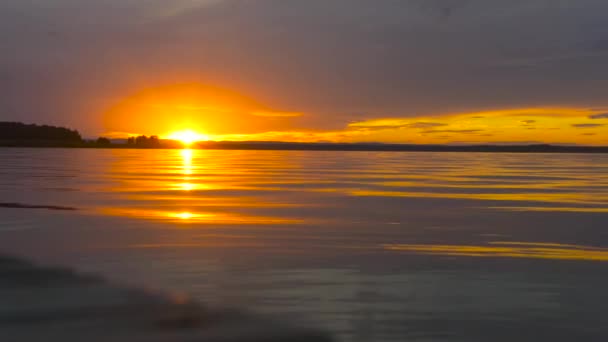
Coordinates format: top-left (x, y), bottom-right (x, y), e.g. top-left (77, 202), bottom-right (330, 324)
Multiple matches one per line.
top-left (174, 212), bottom-right (195, 220)
top-left (167, 130), bottom-right (209, 145)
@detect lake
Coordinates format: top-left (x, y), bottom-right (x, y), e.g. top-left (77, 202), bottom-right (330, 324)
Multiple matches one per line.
top-left (1, 148), bottom-right (608, 341)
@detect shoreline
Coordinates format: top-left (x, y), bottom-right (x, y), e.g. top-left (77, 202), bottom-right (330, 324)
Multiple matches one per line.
top-left (2, 142), bottom-right (608, 153)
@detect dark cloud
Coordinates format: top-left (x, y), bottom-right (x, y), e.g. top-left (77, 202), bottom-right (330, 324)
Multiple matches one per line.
top-left (589, 113), bottom-right (608, 119)
top-left (572, 123), bottom-right (605, 128)
top-left (350, 121), bottom-right (447, 131)
top-left (404, 122), bottom-right (448, 129)
top-left (520, 120), bottom-right (536, 125)
top-left (352, 126), bottom-right (398, 132)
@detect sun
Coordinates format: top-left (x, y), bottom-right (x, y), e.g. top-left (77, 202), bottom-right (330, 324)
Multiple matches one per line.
top-left (166, 130), bottom-right (209, 145)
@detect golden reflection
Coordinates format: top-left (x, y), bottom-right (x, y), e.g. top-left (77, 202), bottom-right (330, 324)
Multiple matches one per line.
top-left (176, 148), bottom-right (197, 191)
top-left (173, 211), bottom-right (196, 220)
top-left (100, 208), bottom-right (301, 225)
top-left (177, 182), bottom-right (195, 191)
top-left (180, 148), bottom-right (193, 175)
top-left (102, 149), bottom-right (303, 225)
top-left (351, 190), bottom-right (608, 207)
top-left (489, 206), bottom-right (608, 213)
top-left (384, 242), bottom-right (608, 262)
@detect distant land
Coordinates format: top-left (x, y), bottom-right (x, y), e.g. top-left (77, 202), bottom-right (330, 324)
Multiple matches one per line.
top-left (1, 121), bottom-right (608, 153)
top-left (0, 121), bottom-right (82, 145)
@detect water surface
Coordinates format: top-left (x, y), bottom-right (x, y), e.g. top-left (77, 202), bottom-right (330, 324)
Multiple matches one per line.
top-left (1, 148), bottom-right (608, 341)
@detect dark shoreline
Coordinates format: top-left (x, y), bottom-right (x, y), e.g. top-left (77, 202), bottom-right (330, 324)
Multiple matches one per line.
top-left (2, 141), bottom-right (608, 153)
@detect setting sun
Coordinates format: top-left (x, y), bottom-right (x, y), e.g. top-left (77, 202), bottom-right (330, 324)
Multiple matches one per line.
top-left (166, 130), bottom-right (209, 145)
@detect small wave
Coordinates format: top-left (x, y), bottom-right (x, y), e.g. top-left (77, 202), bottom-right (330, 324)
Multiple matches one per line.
top-left (0, 202), bottom-right (77, 211)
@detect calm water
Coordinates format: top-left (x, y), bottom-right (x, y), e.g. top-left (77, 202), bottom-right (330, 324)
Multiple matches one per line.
top-left (2, 148), bottom-right (608, 341)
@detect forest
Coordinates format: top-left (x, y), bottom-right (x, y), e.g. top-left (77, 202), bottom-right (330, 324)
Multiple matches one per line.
top-left (0, 122), bottom-right (82, 142)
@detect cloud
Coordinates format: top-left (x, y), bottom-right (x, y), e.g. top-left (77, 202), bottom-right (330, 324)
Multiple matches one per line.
top-left (348, 120), bottom-right (447, 131)
top-left (589, 113), bottom-right (608, 119)
top-left (215, 129), bottom-right (369, 143)
top-left (404, 122), bottom-right (448, 129)
top-left (422, 129), bottom-right (484, 134)
top-left (520, 120), bottom-right (536, 125)
top-left (572, 123), bottom-right (605, 128)
top-left (250, 111), bottom-right (303, 117)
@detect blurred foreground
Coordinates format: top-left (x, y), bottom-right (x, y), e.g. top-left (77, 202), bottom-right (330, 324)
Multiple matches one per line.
top-left (0, 255), bottom-right (331, 342)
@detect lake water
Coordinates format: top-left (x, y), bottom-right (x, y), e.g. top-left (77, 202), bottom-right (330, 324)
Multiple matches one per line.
top-left (1, 148), bottom-right (608, 341)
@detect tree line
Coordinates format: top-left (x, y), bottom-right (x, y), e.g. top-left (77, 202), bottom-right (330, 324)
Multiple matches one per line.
top-left (0, 122), bottom-right (165, 148)
top-left (126, 135), bottom-right (161, 147)
top-left (0, 122), bottom-right (82, 142)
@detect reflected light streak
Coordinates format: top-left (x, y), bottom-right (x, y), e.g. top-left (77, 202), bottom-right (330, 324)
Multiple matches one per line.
top-left (178, 148), bottom-right (195, 191)
top-left (384, 242), bottom-right (608, 262)
top-left (488, 206), bottom-right (608, 213)
top-left (102, 149), bottom-right (307, 225)
top-left (173, 211), bottom-right (196, 220)
top-left (178, 182), bottom-right (196, 191)
top-left (99, 208), bottom-right (301, 224)
top-left (181, 149), bottom-right (193, 175)
top-left (351, 190), bottom-right (608, 207)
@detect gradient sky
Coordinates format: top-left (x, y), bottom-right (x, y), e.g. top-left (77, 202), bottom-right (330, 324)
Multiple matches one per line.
top-left (1, 0), bottom-right (607, 144)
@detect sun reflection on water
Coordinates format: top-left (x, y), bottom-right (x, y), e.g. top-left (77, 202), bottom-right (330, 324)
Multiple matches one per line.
top-left (176, 149), bottom-right (195, 215)
top-left (99, 149), bottom-right (304, 224)
top-left (384, 241), bottom-right (608, 262)
top-left (98, 150), bottom-right (608, 227)
top-left (174, 211), bottom-right (195, 220)
top-left (100, 207), bottom-right (300, 224)
top-left (180, 148), bottom-right (193, 176)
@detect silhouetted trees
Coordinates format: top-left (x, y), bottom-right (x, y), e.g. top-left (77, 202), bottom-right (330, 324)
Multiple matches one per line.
top-left (126, 135), bottom-right (160, 148)
top-left (96, 137), bottom-right (111, 145)
top-left (0, 122), bottom-right (82, 142)
top-left (0, 122), bottom-right (172, 148)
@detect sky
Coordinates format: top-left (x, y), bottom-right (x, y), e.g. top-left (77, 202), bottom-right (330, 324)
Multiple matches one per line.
top-left (1, 0), bottom-right (607, 144)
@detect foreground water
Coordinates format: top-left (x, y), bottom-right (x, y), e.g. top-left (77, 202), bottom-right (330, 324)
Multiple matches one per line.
top-left (1, 148), bottom-right (608, 341)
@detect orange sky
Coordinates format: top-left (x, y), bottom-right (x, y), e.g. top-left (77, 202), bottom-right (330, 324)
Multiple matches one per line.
top-left (3, 1), bottom-right (608, 146)
top-left (101, 83), bottom-right (608, 145)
